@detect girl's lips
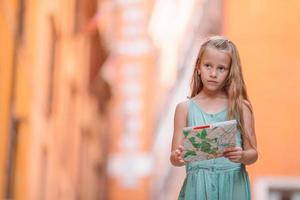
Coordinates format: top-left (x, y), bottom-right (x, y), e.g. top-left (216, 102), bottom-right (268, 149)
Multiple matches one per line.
top-left (207, 80), bottom-right (218, 84)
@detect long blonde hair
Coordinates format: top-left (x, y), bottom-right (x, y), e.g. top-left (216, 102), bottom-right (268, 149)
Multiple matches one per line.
top-left (190, 36), bottom-right (253, 146)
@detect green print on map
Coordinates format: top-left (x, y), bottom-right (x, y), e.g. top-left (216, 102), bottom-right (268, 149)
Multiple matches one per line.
top-left (182, 120), bottom-right (237, 162)
top-left (184, 129), bottom-right (218, 158)
top-left (183, 129), bottom-right (190, 137)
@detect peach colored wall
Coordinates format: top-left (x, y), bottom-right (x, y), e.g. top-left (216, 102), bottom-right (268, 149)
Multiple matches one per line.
top-left (13, 65), bottom-right (31, 199)
top-left (0, 0), bottom-right (32, 197)
top-left (0, 0), bottom-right (17, 197)
top-left (224, 0), bottom-right (300, 182)
top-left (1, 0), bottom-right (110, 199)
top-left (107, 1), bottom-right (155, 199)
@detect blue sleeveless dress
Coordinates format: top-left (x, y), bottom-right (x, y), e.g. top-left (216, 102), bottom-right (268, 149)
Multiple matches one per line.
top-left (178, 99), bottom-right (251, 200)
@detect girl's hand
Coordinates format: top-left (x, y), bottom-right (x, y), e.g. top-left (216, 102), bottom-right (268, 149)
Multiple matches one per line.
top-left (223, 147), bottom-right (244, 163)
top-left (170, 145), bottom-right (186, 166)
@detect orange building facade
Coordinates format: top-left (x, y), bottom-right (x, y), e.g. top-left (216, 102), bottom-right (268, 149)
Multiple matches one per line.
top-left (1, 0), bottom-right (157, 199)
top-left (0, 0), bottom-right (111, 199)
top-left (105, 0), bottom-right (156, 199)
top-left (224, 1), bottom-right (300, 199)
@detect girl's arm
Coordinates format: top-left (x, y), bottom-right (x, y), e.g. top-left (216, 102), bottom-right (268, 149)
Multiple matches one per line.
top-left (224, 100), bottom-right (258, 165)
top-left (170, 101), bottom-right (188, 167)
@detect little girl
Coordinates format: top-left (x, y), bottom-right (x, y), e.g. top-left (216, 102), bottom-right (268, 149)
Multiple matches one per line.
top-left (170, 36), bottom-right (258, 200)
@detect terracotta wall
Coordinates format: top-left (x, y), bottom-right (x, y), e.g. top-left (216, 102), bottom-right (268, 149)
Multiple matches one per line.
top-left (224, 0), bottom-right (300, 195)
top-left (105, 1), bottom-right (156, 199)
top-left (0, 0), bottom-right (31, 198)
top-left (0, 0), bottom-right (111, 199)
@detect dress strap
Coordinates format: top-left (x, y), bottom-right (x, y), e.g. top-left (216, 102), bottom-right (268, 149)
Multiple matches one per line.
top-left (186, 98), bottom-right (193, 126)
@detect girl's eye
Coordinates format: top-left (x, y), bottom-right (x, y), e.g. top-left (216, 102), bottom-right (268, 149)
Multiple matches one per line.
top-left (218, 67), bottom-right (226, 72)
top-left (204, 64), bottom-right (211, 68)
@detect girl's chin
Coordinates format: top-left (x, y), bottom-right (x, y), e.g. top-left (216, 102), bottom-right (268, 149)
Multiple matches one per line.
top-left (203, 86), bottom-right (223, 93)
top-left (204, 85), bottom-right (220, 90)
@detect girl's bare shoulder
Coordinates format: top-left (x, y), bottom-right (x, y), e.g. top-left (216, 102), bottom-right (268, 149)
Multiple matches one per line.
top-left (242, 99), bottom-right (253, 113)
top-left (175, 100), bottom-right (189, 114)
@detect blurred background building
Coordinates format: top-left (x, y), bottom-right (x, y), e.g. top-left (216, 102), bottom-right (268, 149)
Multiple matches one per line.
top-left (1, 0), bottom-right (300, 200)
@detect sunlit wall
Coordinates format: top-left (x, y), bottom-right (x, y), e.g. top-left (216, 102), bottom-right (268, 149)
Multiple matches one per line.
top-left (224, 1), bottom-right (300, 199)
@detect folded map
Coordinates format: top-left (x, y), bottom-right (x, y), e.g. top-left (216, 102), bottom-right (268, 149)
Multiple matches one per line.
top-left (182, 120), bottom-right (238, 162)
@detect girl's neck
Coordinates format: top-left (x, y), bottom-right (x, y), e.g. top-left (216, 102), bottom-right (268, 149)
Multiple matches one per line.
top-left (198, 88), bottom-right (227, 99)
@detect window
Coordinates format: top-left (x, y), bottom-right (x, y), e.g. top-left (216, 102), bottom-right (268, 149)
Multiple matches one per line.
top-left (255, 177), bottom-right (300, 200)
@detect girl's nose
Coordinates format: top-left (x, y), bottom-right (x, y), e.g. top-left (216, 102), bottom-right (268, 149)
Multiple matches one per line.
top-left (210, 69), bottom-right (217, 77)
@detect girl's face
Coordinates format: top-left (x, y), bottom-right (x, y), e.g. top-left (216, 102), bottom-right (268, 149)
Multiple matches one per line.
top-left (198, 46), bottom-right (231, 93)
